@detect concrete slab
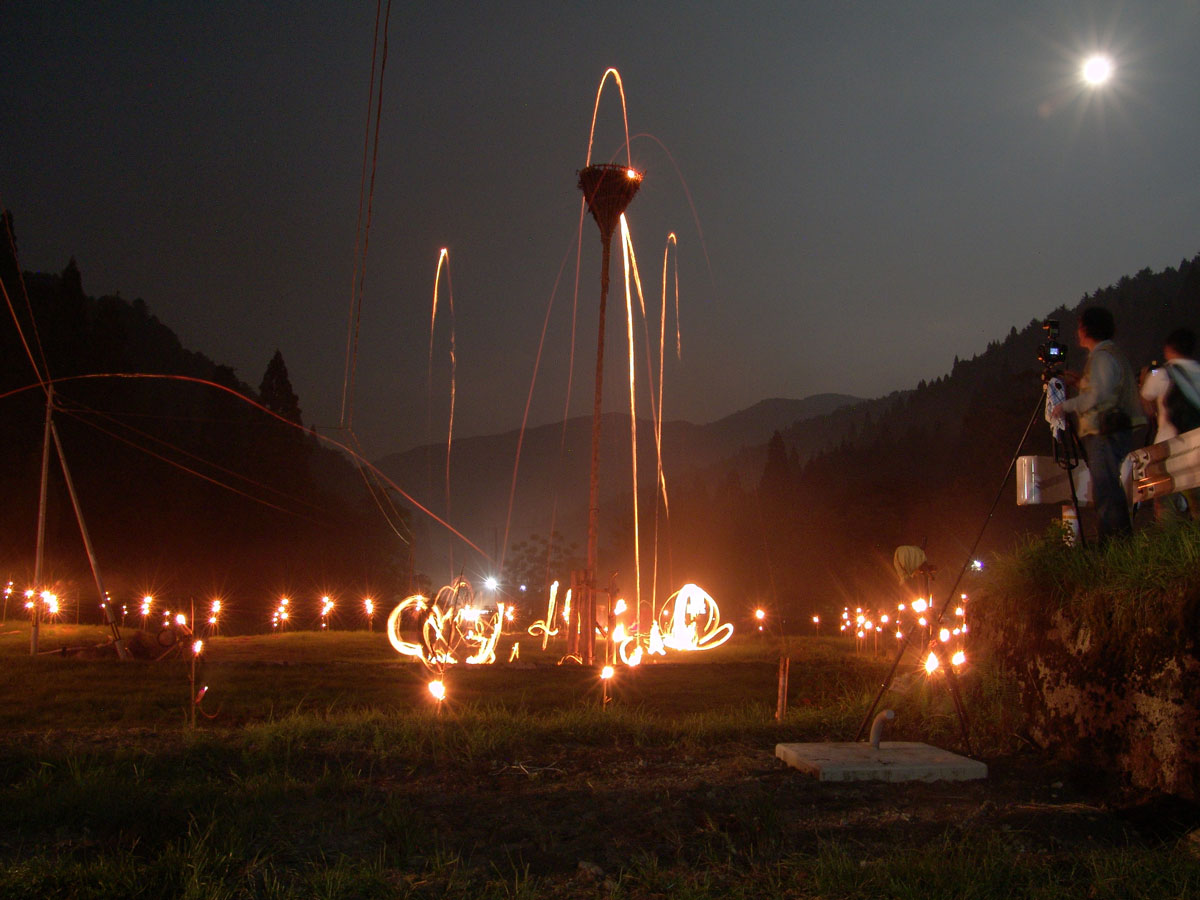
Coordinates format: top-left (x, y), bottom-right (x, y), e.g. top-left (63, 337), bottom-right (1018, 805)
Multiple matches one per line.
top-left (775, 741), bottom-right (987, 783)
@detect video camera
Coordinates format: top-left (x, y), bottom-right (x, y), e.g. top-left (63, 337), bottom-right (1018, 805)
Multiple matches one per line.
top-left (1038, 319), bottom-right (1067, 375)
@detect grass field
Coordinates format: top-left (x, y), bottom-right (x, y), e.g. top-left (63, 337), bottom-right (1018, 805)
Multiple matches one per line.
top-left (1, 622), bottom-right (1198, 898)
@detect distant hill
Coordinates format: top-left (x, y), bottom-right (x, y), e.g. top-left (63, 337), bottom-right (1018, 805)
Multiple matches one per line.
top-left (374, 393), bottom-right (862, 579)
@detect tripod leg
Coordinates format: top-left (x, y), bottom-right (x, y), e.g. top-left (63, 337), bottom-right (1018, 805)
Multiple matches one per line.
top-left (854, 635), bottom-right (909, 741)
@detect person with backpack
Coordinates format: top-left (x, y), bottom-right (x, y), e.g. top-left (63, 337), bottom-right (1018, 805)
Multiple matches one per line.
top-left (1140, 327), bottom-right (1200, 518)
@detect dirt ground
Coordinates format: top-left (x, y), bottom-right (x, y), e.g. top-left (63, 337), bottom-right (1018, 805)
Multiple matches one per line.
top-left (382, 740), bottom-right (1200, 878)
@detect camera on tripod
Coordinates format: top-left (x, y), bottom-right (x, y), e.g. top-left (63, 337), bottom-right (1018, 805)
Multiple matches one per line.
top-left (1038, 319), bottom-right (1067, 375)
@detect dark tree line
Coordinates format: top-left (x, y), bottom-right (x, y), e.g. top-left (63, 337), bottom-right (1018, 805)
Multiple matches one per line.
top-left (610, 253), bottom-right (1200, 625)
top-left (0, 213), bottom-right (413, 629)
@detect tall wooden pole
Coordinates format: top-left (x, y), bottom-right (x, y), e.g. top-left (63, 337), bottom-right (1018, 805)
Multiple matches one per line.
top-left (583, 235), bottom-right (612, 666)
top-left (578, 164), bottom-right (641, 667)
top-left (51, 420), bottom-right (128, 658)
top-left (31, 386), bottom-right (53, 656)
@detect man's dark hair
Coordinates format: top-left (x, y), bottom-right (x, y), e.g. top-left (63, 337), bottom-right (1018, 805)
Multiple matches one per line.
top-left (1078, 307), bottom-right (1115, 342)
top-left (1165, 327), bottom-right (1197, 358)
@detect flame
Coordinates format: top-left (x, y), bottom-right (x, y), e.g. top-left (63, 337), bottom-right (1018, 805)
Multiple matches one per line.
top-left (925, 652), bottom-right (940, 674)
top-left (648, 622), bottom-right (666, 656)
top-left (620, 643), bottom-right (643, 666)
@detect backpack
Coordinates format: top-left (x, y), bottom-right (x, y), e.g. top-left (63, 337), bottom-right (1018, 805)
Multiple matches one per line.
top-left (1165, 365), bottom-right (1200, 435)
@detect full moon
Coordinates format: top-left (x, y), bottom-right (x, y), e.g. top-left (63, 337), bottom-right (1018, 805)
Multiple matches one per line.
top-left (1081, 54), bottom-right (1114, 86)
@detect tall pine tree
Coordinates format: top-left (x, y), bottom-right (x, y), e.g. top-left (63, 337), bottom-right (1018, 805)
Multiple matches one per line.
top-left (259, 350), bottom-right (302, 425)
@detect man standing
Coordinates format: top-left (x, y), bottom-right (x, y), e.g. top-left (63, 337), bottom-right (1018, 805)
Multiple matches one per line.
top-left (1051, 307), bottom-right (1146, 543)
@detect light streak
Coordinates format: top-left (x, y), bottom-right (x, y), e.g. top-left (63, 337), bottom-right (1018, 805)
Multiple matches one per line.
top-left (620, 213), bottom-right (645, 626)
top-left (658, 584), bottom-right (733, 652)
top-left (584, 68), bottom-right (633, 169)
top-left (386, 578), bottom-right (508, 670)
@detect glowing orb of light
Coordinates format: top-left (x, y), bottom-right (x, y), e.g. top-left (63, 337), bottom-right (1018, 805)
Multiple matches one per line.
top-left (428, 680), bottom-right (446, 701)
top-left (925, 652), bottom-right (940, 674)
top-left (951, 650), bottom-right (967, 667)
top-left (754, 608), bottom-right (765, 621)
top-left (1081, 54), bottom-right (1113, 86)
top-left (483, 576), bottom-right (499, 591)
top-left (175, 613), bottom-right (187, 627)
top-left (192, 640), bottom-right (204, 656)
top-left (601, 665), bottom-right (614, 680)
top-left (939, 628), bottom-right (951, 643)
top-left (912, 598), bottom-right (928, 613)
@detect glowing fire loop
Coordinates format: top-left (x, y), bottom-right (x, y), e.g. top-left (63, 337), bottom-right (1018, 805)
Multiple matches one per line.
top-left (659, 583), bottom-right (733, 651)
top-left (617, 583), bottom-right (732, 662)
top-left (386, 578), bottom-right (507, 670)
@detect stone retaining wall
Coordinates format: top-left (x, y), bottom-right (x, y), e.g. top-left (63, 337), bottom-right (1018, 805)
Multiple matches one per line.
top-left (981, 609), bottom-right (1200, 799)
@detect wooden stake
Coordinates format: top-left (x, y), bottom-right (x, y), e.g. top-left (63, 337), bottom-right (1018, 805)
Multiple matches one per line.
top-left (775, 656), bottom-right (790, 722)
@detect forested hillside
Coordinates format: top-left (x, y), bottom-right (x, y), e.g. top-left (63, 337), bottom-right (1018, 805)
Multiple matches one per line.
top-left (651, 256), bottom-right (1200, 621)
top-left (0, 214), bottom-right (411, 628)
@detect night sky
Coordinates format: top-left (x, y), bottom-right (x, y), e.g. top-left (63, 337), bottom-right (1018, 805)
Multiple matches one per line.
top-left (5, 2), bottom-right (1199, 458)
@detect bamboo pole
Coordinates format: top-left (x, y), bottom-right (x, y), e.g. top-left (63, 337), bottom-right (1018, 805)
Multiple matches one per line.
top-left (31, 386), bottom-right (53, 656)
